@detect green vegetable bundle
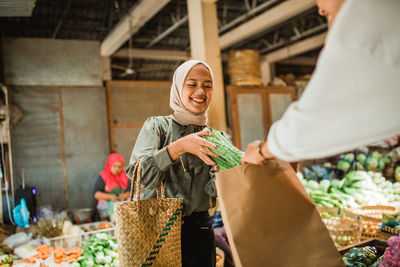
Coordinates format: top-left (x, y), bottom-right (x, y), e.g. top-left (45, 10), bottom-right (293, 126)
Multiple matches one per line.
top-left (298, 170), bottom-right (400, 209)
top-left (382, 212), bottom-right (400, 229)
top-left (342, 246), bottom-right (380, 267)
top-left (73, 233), bottom-right (118, 267)
top-left (0, 252), bottom-right (13, 266)
top-left (202, 128), bottom-right (244, 171)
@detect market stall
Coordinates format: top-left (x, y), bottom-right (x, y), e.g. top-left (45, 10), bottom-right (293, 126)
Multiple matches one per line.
top-left (0, 0), bottom-right (399, 266)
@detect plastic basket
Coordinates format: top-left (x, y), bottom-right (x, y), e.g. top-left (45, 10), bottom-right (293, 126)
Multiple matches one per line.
top-left (348, 205), bottom-right (396, 240)
top-left (317, 207), bottom-right (361, 247)
top-left (43, 221), bottom-right (115, 249)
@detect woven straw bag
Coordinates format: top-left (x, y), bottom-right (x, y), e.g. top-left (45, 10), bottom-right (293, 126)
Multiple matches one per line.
top-left (114, 158), bottom-right (183, 267)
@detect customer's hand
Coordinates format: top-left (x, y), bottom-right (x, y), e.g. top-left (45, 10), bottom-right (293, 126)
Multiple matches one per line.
top-left (167, 128), bottom-right (221, 166)
top-left (118, 192), bottom-right (130, 201)
top-left (242, 140), bottom-right (274, 165)
top-left (108, 194), bottom-right (118, 201)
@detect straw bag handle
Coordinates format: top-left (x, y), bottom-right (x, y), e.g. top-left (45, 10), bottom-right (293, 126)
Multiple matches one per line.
top-left (129, 158), bottom-right (166, 201)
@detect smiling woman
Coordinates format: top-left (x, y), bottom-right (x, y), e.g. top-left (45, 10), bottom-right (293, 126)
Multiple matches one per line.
top-left (181, 64), bottom-right (213, 114)
top-left (126, 60), bottom-right (228, 267)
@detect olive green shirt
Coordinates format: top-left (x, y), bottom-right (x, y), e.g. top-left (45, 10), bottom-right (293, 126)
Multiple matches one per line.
top-left (126, 116), bottom-right (217, 216)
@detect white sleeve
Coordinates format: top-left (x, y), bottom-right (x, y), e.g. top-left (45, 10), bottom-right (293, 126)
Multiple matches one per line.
top-left (267, 0), bottom-right (400, 162)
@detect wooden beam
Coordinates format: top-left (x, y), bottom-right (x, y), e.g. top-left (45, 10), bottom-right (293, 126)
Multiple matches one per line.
top-left (262, 32), bottom-right (327, 63)
top-left (114, 123), bottom-right (144, 128)
top-left (101, 0), bottom-right (171, 57)
top-left (219, 0), bottom-right (315, 50)
top-left (278, 56), bottom-right (318, 66)
top-left (113, 48), bottom-right (190, 61)
top-left (187, 0), bottom-right (227, 131)
top-left (101, 56), bottom-right (112, 81)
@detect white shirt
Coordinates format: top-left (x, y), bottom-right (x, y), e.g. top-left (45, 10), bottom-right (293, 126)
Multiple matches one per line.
top-left (267, 0), bottom-right (400, 162)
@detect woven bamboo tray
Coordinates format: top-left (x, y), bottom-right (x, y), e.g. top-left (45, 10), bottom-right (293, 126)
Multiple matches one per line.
top-left (348, 205), bottom-right (396, 240)
top-left (317, 207), bottom-right (361, 247)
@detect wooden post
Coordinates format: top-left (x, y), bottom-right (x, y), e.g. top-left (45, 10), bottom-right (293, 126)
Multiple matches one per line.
top-left (58, 88), bottom-right (69, 211)
top-left (260, 59), bottom-right (275, 86)
top-left (187, 0), bottom-right (227, 131)
top-left (101, 56), bottom-right (112, 81)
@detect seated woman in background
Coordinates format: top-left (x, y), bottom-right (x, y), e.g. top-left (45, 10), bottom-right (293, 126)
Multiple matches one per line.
top-left (93, 153), bottom-right (131, 220)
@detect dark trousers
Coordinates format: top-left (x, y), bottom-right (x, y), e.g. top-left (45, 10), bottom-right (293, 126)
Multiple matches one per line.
top-left (182, 211), bottom-right (216, 267)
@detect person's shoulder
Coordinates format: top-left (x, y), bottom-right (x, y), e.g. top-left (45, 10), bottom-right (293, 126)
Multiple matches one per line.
top-left (143, 116), bottom-right (173, 131)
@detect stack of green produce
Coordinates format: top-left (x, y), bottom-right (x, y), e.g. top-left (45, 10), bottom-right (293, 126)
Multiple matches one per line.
top-left (298, 171), bottom-right (400, 208)
top-left (342, 246), bottom-right (383, 267)
top-left (202, 128), bottom-right (244, 170)
top-left (337, 152), bottom-right (391, 173)
top-left (0, 252), bottom-right (12, 266)
top-left (73, 233), bottom-right (118, 267)
top-left (382, 212), bottom-right (400, 230)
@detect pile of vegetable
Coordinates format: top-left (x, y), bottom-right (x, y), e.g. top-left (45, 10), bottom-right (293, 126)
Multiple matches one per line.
top-left (381, 235), bottom-right (400, 266)
top-left (203, 128), bottom-right (244, 171)
top-left (32, 218), bottom-right (64, 238)
top-left (299, 171), bottom-right (400, 208)
top-left (342, 246), bottom-right (382, 267)
top-left (21, 244), bottom-right (83, 264)
top-left (0, 251), bottom-right (13, 266)
top-left (74, 233), bottom-right (118, 267)
top-left (303, 148), bottom-right (400, 181)
top-left (382, 213), bottom-right (400, 230)
top-left (337, 152), bottom-right (391, 173)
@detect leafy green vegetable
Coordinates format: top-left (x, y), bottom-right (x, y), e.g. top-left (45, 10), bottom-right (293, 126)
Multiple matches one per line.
top-left (202, 128), bottom-right (244, 171)
top-left (75, 233), bottom-right (118, 267)
top-left (343, 246), bottom-right (379, 267)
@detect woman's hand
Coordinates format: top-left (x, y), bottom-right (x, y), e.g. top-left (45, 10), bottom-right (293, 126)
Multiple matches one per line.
top-left (94, 191), bottom-right (118, 201)
top-left (167, 128), bottom-right (221, 166)
top-left (109, 194), bottom-right (118, 201)
top-left (242, 140), bottom-right (274, 165)
top-left (118, 192), bottom-right (130, 201)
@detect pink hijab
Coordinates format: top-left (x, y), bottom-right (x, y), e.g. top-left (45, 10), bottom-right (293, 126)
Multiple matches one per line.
top-left (100, 153), bottom-right (129, 191)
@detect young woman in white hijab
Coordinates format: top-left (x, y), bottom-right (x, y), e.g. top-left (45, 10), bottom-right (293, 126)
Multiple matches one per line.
top-left (127, 60), bottom-right (223, 267)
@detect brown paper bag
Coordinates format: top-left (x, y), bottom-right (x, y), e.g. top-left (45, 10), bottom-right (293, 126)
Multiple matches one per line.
top-left (215, 159), bottom-right (345, 267)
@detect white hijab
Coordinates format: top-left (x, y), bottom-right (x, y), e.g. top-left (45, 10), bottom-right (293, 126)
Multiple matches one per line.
top-left (169, 60), bottom-right (214, 126)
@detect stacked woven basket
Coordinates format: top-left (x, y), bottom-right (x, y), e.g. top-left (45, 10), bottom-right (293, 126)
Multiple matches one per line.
top-left (347, 205), bottom-right (396, 240)
top-left (318, 207), bottom-right (361, 248)
top-left (227, 49), bottom-right (262, 86)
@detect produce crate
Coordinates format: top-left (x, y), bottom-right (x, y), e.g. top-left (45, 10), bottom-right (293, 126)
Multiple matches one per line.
top-left (317, 207), bottom-right (362, 247)
top-left (338, 238), bottom-right (387, 256)
top-left (43, 221), bottom-right (115, 249)
top-left (78, 221), bottom-right (114, 232)
top-left (348, 206), bottom-right (396, 240)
